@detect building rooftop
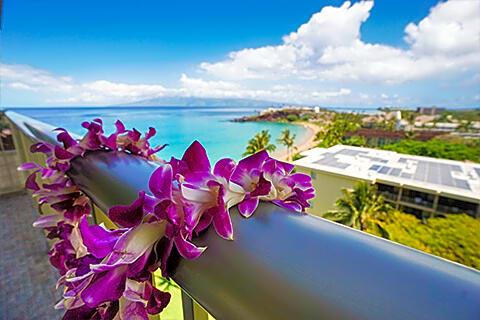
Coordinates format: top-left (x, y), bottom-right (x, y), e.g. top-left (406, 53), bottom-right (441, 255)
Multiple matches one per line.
top-left (294, 145), bottom-right (480, 201)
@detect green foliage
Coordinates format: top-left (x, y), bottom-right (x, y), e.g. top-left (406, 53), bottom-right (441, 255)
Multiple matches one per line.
top-left (292, 152), bottom-right (305, 161)
top-left (440, 109), bottom-right (480, 122)
top-left (457, 121), bottom-right (474, 132)
top-left (400, 111), bottom-right (416, 125)
top-left (325, 180), bottom-right (480, 270)
top-left (316, 113), bottom-right (361, 148)
top-left (300, 114), bottom-right (311, 121)
top-left (243, 130), bottom-right (276, 156)
top-left (374, 119), bottom-right (396, 131)
top-left (367, 212), bottom-right (480, 270)
top-left (381, 140), bottom-right (480, 162)
top-left (0, 115), bottom-right (9, 131)
top-left (276, 129), bottom-right (296, 161)
top-left (343, 135), bottom-right (366, 147)
top-left (286, 114), bottom-right (299, 122)
top-left (323, 181), bottom-right (392, 235)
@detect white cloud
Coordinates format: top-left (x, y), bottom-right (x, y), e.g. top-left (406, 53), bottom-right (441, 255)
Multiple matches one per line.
top-left (2, 63), bottom-right (75, 92)
top-left (1, 63), bottom-right (175, 105)
top-left (2, 0), bottom-right (479, 107)
top-left (312, 88), bottom-right (351, 99)
top-left (9, 82), bottom-right (37, 91)
top-left (2, 62), bottom-right (362, 105)
top-left (200, 0), bottom-right (480, 84)
top-left (405, 0), bottom-right (480, 55)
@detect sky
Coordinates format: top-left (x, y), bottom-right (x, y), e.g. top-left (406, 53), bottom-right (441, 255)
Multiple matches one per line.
top-left (0, 0), bottom-right (479, 107)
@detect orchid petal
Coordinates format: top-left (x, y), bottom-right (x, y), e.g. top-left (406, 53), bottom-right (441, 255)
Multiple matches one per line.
top-left (33, 214), bottom-right (62, 228)
top-left (118, 298), bottom-right (149, 320)
top-left (148, 165), bottom-right (173, 200)
top-left (181, 140), bottom-right (210, 172)
top-left (105, 133), bottom-right (118, 150)
top-left (148, 144), bottom-right (167, 156)
top-left (126, 248), bottom-right (152, 279)
top-left (54, 145), bottom-right (75, 160)
top-left (194, 213), bottom-right (213, 234)
top-left (238, 197), bottom-right (259, 218)
top-left (145, 282), bottom-right (171, 315)
top-left (231, 150), bottom-right (268, 186)
top-left (143, 194), bottom-right (157, 213)
top-left (213, 158), bottom-right (236, 181)
top-left (30, 142), bottom-right (53, 154)
top-left (290, 173), bottom-right (313, 188)
top-left (115, 120), bottom-right (126, 134)
top-left (173, 233), bottom-right (206, 260)
top-left (108, 191), bottom-right (145, 228)
top-left (145, 127), bottom-right (156, 139)
top-left (18, 162), bottom-right (42, 171)
top-left (212, 207), bottom-right (234, 240)
top-left (79, 216), bottom-right (124, 259)
top-left (81, 265), bottom-right (128, 307)
top-left (250, 174), bottom-right (271, 197)
top-left (55, 129), bottom-right (78, 149)
top-left (93, 221), bottom-right (165, 270)
top-left (273, 199), bottom-right (303, 212)
top-left (25, 172), bottom-right (40, 191)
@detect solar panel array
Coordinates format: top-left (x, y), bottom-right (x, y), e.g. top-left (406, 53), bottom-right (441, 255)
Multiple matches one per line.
top-left (475, 168), bottom-right (480, 178)
top-left (311, 147), bottom-right (476, 192)
top-left (313, 152), bottom-right (350, 169)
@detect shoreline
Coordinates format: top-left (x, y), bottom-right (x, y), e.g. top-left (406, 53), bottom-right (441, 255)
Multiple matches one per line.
top-left (271, 122), bottom-right (321, 161)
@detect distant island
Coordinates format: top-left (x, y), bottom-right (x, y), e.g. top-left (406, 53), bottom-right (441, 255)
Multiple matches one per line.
top-left (122, 96), bottom-right (288, 107)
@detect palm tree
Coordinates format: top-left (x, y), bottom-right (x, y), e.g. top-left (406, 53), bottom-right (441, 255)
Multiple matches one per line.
top-left (243, 130), bottom-right (276, 156)
top-left (316, 114), bottom-right (361, 148)
top-left (323, 181), bottom-right (391, 237)
top-left (277, 129), bottom-right (296, 161)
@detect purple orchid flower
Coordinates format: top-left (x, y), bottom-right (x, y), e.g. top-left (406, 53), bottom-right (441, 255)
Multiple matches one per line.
top-left (230, 150), bottom-right (272, 218)
top-left (262, 157), bottom-right (315, 212)
top-left (147, 163), bottom-right (206, 270)
top-left (70, 219), bottom-right (168, 317)
top-left (175, 141), bottom-right (245, 241)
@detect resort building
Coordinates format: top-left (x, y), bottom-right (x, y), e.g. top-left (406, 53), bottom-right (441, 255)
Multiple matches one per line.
top-left (294, 145), bottom-right (480, 219)
top-left (416, 106), bottom-right (446, 115)
top-left (344, 129), bottom-right (444, 147)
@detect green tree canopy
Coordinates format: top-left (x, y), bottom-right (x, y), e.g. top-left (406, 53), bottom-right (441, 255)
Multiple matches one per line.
top-left (315, 113), bottom-right (361, 148)
top-left (381, 140), bottom-right (480, 162)
top-left (366, 211), bottom-right (480, 270)
top-left (243, 130), bottom-right (276, 156)
top-left (323, 181), bottom-right (391, 236)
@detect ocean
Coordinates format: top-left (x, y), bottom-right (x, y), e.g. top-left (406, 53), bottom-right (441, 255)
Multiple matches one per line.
top-left (10, 106), bottom-right (308, 162)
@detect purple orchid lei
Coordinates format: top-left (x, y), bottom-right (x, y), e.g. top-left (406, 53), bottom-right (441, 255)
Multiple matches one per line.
top-left (20, 119), bottom-right (314, 320)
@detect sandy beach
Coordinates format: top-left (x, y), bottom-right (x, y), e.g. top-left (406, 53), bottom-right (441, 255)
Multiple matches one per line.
top-left (272, 122), bottom-right (321, 161)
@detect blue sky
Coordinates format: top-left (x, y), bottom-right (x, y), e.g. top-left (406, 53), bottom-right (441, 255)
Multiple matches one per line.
top-left (1, 0), bottom-right (479, 107)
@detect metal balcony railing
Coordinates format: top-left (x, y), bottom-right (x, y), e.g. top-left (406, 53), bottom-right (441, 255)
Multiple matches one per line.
top-left (5, 110), bottom-right (480, 320)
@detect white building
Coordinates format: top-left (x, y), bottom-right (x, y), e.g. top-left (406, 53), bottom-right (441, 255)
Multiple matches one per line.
top-left (294, 145), bottom-right (480, 218)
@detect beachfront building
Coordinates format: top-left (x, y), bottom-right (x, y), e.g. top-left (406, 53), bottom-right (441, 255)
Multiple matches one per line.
top-left (416, 106), bottom-right (445, 115)
top-left (294, 145), bottom-right (480, 219)
top-left (344, 128), bottom-right (444, 147)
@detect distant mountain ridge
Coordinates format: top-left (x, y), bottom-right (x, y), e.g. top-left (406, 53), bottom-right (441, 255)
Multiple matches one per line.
top-left (122, 96), bottom-right (287, 107)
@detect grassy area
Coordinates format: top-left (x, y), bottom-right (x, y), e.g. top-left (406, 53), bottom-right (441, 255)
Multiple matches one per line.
top-left (153, 271), bottom-right (216, 320)
top-left (153, 271), bottom-right (184, 320)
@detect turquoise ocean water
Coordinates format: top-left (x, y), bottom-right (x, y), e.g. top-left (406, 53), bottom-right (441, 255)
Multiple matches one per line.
top-left (11, 106), bottom-right (308, 162)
